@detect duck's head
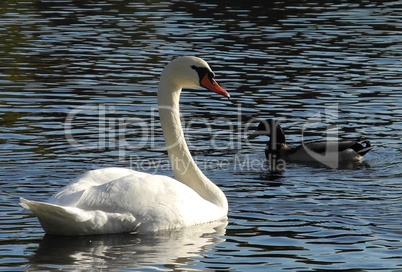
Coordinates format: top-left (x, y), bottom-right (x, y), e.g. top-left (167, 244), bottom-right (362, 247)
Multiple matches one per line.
top-left (248, 118), bottom-right (287, 145)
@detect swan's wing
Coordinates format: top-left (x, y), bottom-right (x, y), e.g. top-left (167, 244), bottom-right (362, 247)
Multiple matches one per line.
top-left (75, 173), bottom-right (166, 214)
top-left (20, 197), bottom-right (138, 235)
top-left (74, 173), bottom-right (215, 231)
top-left (19, 170), bottom-right (167, 235)
top-left (48, 167), bottom-right (143, 206)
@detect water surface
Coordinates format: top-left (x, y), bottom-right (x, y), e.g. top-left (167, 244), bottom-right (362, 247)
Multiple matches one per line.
top-left (1, 0), bottom-right (401, 271)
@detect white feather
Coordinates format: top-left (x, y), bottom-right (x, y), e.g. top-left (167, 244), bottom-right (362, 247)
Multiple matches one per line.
top-left (20, 57), bottom-right (228, 235)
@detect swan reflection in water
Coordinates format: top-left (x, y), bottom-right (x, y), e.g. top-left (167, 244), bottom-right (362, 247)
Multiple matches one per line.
top-left (29, 218), bottom-right (227, 270)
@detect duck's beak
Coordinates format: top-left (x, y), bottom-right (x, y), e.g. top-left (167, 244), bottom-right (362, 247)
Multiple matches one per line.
top-left (200, 74), bottom-right (230, 99)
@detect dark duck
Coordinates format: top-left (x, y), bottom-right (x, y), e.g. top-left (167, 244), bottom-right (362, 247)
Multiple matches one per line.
top-left (248, 119), bottom-right (374, 167)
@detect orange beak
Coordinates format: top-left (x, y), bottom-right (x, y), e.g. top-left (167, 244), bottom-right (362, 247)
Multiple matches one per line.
top-left (200, 74), bottom-right (230, 99)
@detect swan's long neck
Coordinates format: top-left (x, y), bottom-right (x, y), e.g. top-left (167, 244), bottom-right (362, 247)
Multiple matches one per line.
top-left (157, 78), bottom-right (228, 212)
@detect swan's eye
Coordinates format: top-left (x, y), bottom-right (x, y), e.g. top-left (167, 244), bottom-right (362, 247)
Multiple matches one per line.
top-left (191, 66), bottom-right (214, 84)
top-left (208, 72), bottom-right (216, 84)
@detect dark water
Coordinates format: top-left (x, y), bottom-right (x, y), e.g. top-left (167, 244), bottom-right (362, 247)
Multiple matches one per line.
top-left (1, 0), bottom-right (401, 271)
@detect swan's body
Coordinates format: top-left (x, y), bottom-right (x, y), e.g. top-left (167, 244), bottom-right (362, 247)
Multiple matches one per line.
top-left (20, 56), bottom-right (230, 236)
top-left (249, 119), bottom-right (374, 166)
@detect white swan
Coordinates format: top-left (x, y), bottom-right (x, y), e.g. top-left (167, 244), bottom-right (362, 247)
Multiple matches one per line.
top-left (20, 56), bottom-right (230, 236)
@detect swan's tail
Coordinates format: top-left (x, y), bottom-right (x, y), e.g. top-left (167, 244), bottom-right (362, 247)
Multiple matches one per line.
top-left (20, 198), bottom-right (138, 236)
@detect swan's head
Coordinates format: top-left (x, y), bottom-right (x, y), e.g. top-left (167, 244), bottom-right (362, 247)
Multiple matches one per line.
top-left (248, 119), bottom-right (286, 144)
top-left (160, 56), bottom-right (230, 98)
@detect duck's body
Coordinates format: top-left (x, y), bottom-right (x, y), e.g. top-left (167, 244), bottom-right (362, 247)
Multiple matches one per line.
top-left (250, 119), bottom-right (373, 166)
top-left (20, 56), bottom-right (230, 236)
top-left (277, 139), bottom-right (373, 163)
